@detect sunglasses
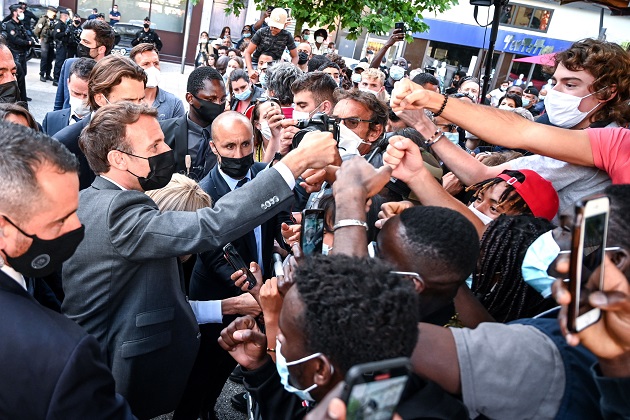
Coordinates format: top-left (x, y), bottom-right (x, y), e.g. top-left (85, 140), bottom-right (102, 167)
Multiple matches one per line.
top-left (333, 116), bottom-right (376, 130)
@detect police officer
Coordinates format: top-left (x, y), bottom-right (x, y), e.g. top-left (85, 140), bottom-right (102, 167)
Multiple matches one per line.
top-left (131, 17), bottom-right (162, 51)
top-left (66, 15), bottom-right (82, 59)
top-left (18, 2), bottom-right (37, 33)
top-left (35, 6), bottom-right (56, 82)
top-left (52, 8), bottom-right (70, 85)
top-left (2, 4), bottom-right (31, 102)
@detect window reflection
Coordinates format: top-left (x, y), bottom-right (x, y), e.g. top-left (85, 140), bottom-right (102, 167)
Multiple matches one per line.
top-left (76, 0), bottom-right (186, 33)
top-left (500, 3), bottom-right (553, 33)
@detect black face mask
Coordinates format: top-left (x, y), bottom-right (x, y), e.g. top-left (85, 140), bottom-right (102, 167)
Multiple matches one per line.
top-left (0, 80), bottom-right (20, 104)
top-left (192, 94), bottom-right (225, 125)
top-left (143, 23), bottom-right (150, 28)
top-left (121, 149), bottom-right (175, 191)
top-left (297, 51), bottom-right (309, 65)
top-left (2, 216), bottom-right (85, 278)
top-left (216, 149), bottom-right (254, 179)
top-left (76, 43), bottom-right (96, 58)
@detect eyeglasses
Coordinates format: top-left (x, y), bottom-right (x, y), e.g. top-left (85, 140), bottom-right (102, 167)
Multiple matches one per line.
top-left (333, 116), bottom-right (375, 130)
top-left (390, 271), bottom-right (424, 284)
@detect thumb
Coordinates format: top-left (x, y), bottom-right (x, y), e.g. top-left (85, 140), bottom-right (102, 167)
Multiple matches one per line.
top-left (281, 222), bottom-right (290, 231)
top-left (375, 163), bottom-right (393, 179)
top-left (233, 329), bottom-right (265, 346)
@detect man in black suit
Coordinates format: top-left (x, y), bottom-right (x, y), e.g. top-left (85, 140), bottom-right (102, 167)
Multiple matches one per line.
top-left (174, 111), bottom-right (290, 419)
top-left (0, 122), bottom-right (134, 419)
top-left (159, 66), bottom-right (226, 181)
top-left (53, 54), bottom-right (146, 189)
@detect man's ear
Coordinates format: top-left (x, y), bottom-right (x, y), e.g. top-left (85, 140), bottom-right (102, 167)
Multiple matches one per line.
top-left (94, 92), bottom-right (108, 108)
top-left (321, 100), bottom-right (332, 115)
top-left (610, 247), bottom-right (630, 273)
top-left (313, 355), bottom-right (335, 386)
top-left (185, 92), bottom-right (194, 106)
top-left (413, 277), bottom-right (426, 293)
top-left (209, 141), bottom-right (219, 156)
top-left (367, 124), bottom-right (384, 143)
top-left (107, 149), bottom-right (127, 171)
top-left (601, 84), bottom-right (617, 103)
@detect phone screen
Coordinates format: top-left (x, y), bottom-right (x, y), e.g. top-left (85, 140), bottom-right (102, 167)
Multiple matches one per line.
top-left (576, 213), bottom-right (606, 315)
top-left (346, 374), bottom-right (408, 420)
top-left (301, 212), bottom-right (324, 256)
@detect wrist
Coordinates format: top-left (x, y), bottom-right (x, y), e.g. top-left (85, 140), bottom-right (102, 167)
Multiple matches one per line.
top-left (599, 352), bottom-right (630, 378)
top-left (281, 149), bottom-right (308, 178)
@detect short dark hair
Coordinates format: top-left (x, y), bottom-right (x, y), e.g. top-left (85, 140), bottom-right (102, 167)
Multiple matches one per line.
top-left (82, 19), bottom-right (115, 55)
top-left (69, 57), bottom-right (96, 81)
top-left (307, 55), bottom-right (330, 73)
top-left (0, 103), bottom-right (38, 131)
top-left (294, 255), bottom-right (418, 374)
top-left (217, 45), bottom-right (228, 52)
top-left (129, 43), bottom-right (159, 61)
top-left (187, 66), bottom-right (224, 96)
top-left (318, 62), bottom-right (341, 73)
top-left (267, 62), bottom-right (303, 106)
top-left (399, 206), bottom-right (480, 287)
top-left (314, 28), bottom-right (328, 39)
top-left (291, 72), bottom-right (338, 108)
top-left (497, 93), bottom-right (523, 108)
top-left (0, 121), bottom-right (78, 221)
top-left (79, 102), bottom-right (158, 174)
top-left (524, 86), bottom-right (539, 96)
top-left (88, 55), bottom-right (147, 110)
top-left (333, 89), bottom-right (388, 134)
top-left (229, 68), bottom-right (249, 84)
top-left (412, 73), bottom-right (439, 87)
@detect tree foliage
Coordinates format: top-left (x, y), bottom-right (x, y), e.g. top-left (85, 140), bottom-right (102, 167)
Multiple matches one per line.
top-left (224, 0), bottom-right (457, 39)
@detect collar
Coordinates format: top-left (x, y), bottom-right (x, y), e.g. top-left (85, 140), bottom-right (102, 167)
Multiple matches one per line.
top-left (186, 113), bottom-right (211, 136)
top-left (217, 167), bottom-right (251, 191)
top-left (100, 175), bottom-right (127, 190)
top-left (153, 87), bottom-right (165, 105)
top-left (0, 264), bottom-right (27, 291)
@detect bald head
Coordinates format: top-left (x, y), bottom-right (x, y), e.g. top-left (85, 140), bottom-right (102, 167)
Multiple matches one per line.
top-left (211, 111), bottom-right (252, 141)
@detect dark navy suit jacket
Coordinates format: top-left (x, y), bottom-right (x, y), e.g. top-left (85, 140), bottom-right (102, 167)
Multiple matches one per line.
top-left (42, 108), bottom-right (71, 137)
top-left (53, 115), bottom-right (93, 190)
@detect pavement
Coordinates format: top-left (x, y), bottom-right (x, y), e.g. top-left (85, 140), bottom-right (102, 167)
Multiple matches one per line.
top-left (23, 56), bottom-right (248, 420)
top-left (23, 56), bottom-right (195, 124)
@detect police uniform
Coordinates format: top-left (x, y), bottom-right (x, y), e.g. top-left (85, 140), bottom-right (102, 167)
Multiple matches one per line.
top-left (34, 7), bottom-right (56, 81)
top-left (2, 9), bottom-right (31, 101)
top-left (131, 27), bottom-right (163, 51)
top-left (53, 12), bottom-right (69, 83)
top-left (66, 20), bottom-right (82, 58)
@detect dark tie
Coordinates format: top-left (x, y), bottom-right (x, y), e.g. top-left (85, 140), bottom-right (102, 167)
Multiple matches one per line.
top-left (235, 177), bottom-right (259, 267)
top-left (71, 114), bottom-right (81, 123)
top-left (193, 128), bottom-right (210, 174)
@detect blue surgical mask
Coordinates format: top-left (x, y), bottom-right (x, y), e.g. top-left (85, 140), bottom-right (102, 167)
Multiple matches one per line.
top-left (522, 98), bottom-right (530, 107)
top-left (443, 132), bottom-right (460, 145)
top-left (351, 73), bottom-right (362, 84)
top-left (276, 339), bottom-right (328, 402)
top-left (234, 88), bottom-right (252, 101)
top-left (389, 65), bottom-right (405, 81)
top-left (521, 230), bottom-right (559, 298)
top-left (259, 72), bottom-right (267, 88)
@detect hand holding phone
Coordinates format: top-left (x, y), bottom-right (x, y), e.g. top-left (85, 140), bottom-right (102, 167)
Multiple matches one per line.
top-left (224, 243), bottom-right (258, 291)
top-left (300, 209), bottom-right (325, 256)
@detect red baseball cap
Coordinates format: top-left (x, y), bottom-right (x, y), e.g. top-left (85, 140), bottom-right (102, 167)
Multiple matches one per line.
top-left (496, 169), bottom-right (559, 221)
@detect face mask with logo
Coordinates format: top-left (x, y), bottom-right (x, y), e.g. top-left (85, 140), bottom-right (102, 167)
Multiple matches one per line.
top-left (351, 73), bottom-right (362, 84)
top-left (76, 43), bottom-right (96, 59)
top-left (544, 86), bottom-right (606, 128)
top-left (315, 36), bottom-right (324, 43)
top-left (521, 230), bottom-right (559, 298)
top-left (338, 123), bottom-right (371, 157)
top-left (234, 88), bottom-right (252, 101)
top-left (0, 80), bottom-right (21, 104)
top-left (192, 94), bottom-right (225, 125)
top-left (216, 149), bottom-right (254, 179)
top-left (389, 65), bottom-right (405, 81)
top-left (144, 66), bottom-right (161, 88)
top-left (443, 132), bottom-right (460, 145)
top-left (69, 95), bottom-right (90, 117)
top-left (522, 98), bottom-right (530, 107)
top-left (276, 339), bottom-right (331, 402)
top-left (122, 149), bottom-right (175, 191)
top-left (468, 202), bottom-right (494, 225)
top-left (259, 120), bottom-right (272, 140)
top-left (2, 216), bottom-right (85, 278)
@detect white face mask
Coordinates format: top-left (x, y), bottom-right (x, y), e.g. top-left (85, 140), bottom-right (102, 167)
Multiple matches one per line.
top-left (443, 132), bottom-right (460, 145)
top-left (259, 120), bottom-right (272, 140)
top-left (292, 110), bottom-right (310, 121)
top-left (316, 36), bottom-right (324, 43)
top-left (359, 87), bottom-right (378, 96)
top-left (544, 86), bottom-right (605, 128)
top-left (338, 123), bottom-right (371, 158)
top-left (144, 66), bottom-right (161, 88)
top-left (351, 73), bottom-right (362, 84)
top-left (69, 95), bottom-right (90, 117)
top-left (468, 202), bottom-right (494, 225)
top-left (498, 105), bottom-right (513, 111)
top-left (389, 65), bottom-right (405, 81)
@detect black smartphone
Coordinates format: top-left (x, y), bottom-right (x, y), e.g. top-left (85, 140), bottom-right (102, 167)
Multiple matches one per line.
top-left (567, 195), bottom-right (609, 333)
top-left (223, 243), bottom-right (257, 290)
top-left (300, 209), bottom-right (325, 256)
top-left (394, 22), bottom-right (405, 31)
top-left (341, 358), bottom-right (411, 420)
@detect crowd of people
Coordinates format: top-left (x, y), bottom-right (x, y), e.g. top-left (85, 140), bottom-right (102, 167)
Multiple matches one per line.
top-left (1, 5), bottom-right (630, 420)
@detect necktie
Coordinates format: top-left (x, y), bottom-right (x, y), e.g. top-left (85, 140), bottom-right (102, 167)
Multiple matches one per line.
top-left (191, 128), bottom-right (210, 179)
top-left (235, 177), bottom-right (259, 265)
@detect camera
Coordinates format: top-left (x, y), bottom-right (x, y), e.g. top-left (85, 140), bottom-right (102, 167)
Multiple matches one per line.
top-left (291, 112), bottom-right (340, 149)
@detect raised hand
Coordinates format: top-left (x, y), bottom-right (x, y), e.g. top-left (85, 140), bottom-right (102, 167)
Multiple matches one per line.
top-left (218, 315), bottom-right (268, 370)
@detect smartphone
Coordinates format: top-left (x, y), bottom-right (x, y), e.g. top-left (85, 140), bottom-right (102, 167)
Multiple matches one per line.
top-left (341, 358), bottom-right (411, 420)
top-left (272, 252), bottom-right (284, 279)
top-left (223, 243), bottom-right (257, 290)
top-left (567, 195), bottom-right (610, 333)
top-left (300, 209), bottom-right (325, 256)
top-left (394, 22), bottom-right (405, 31)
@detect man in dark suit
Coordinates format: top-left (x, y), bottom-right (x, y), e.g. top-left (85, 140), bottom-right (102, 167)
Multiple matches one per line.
top-left (61, 102), bottom-right (337, 419)
top-left (160, 66), bottom-right (226, 181)
top-left (0, 122), bottom-right (134, 419)
top-left (43, 57), bottom-right (94, 136)
top-left (174, 112), bottom-right (290, 419)
top-left (54, 54), bottom-right (146, 189)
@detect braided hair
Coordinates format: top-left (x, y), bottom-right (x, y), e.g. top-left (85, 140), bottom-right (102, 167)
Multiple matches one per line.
top-left (472, 214), bottom-right (556, 322)
top-left (466, 170), bottom-right (532, 216)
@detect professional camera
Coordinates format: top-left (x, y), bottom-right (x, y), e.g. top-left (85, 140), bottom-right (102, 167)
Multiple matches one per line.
top-left (292, 112), bottom-right (340, 149)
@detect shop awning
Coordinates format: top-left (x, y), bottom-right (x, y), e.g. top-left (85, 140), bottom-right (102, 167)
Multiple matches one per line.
top-left (559, 0), bottom-right (630, 15)
top-left (512, 53), bottom-right (556, 65)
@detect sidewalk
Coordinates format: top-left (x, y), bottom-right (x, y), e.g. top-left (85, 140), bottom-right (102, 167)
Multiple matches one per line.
top-left (25, 56), bottom-right (195, 124)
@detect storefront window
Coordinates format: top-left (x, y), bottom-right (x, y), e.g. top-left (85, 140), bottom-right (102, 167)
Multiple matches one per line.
top-left (76, 0), bottom-right (186, 33)
top-left (500, 3), bottom-right (553, 32)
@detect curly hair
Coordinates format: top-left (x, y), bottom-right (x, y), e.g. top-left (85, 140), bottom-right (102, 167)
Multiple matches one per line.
top-left (294, 255), bottom-right (418, 374)
top-left (549, 38), bottom-right (630, 126)
top-left (472, 214), bottom-right (557, 322)
top-left (266, 62), bottom-right (303, 106)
